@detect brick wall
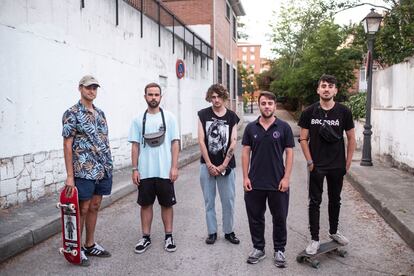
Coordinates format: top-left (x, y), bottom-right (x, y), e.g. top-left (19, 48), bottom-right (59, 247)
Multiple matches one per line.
top-left (162, 0), bottom-right (212, 26)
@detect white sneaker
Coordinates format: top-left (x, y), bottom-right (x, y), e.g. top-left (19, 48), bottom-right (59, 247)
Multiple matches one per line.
top-left (305, 240), bottom-right (320, 255)
top-left (329, 231), bottom-right (349, 245)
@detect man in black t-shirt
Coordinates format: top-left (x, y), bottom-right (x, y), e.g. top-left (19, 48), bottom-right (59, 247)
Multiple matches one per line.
top-left (298, 74), bottom-right (356, 255)
top-left (198, 84), bottom-right (240, 245)
top-left (242, 91), bottom-right (294, 268)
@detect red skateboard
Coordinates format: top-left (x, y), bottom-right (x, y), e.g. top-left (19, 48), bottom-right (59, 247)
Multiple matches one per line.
top-left (57, 186), bottom-right (81, 264)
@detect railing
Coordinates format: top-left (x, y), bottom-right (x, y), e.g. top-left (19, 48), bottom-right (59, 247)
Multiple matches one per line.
top-left (124, 0), bottom-right (213, 63)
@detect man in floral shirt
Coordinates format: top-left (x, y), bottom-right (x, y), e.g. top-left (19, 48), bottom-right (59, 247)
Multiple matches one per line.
top-left (62, 75), bottom-right (113, 266)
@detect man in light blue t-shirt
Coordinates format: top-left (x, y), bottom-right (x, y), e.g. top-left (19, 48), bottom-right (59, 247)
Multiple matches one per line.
top-left (128, 82), bottom-right (180, 254)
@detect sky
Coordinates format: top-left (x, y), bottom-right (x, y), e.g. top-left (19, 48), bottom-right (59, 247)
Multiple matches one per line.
top-left (240, 0), bottom-right (390, 59)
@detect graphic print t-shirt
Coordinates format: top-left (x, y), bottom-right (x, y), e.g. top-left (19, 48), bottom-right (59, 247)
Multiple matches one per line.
top-left (198, 107), bottom-right (240, 168)
top-left (298, 102), bottom-right (354, 170)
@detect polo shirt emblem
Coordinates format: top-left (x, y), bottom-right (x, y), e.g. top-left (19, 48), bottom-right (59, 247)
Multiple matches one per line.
top-left (253, 134), bottom-right (258, 139)
top-left (273, 131), bottom-right (281, 139)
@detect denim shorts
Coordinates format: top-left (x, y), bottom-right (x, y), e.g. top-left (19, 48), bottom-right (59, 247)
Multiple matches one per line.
top-left (75, 176), bottom-right (112, 201)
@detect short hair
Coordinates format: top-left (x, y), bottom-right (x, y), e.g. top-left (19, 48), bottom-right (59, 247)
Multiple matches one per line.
top-left (205, 83), bottom-right (229, 102)
top-left (258, 91), bottom-right (276, 103)
top-left (144, 82), bottom-right (162, 95)
top-left (318, 74), bottom-right (337, 86)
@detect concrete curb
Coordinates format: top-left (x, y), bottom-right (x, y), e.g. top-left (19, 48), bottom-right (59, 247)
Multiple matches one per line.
top-left (0, 149), bottom-right (201, 263)
top-left (346, 171), bottom-right (414, 251)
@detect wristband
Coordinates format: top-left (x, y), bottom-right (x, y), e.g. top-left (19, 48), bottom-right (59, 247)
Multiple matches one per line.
top-left (132, 167), bottom-right (139, 172)
top-left (306, 160), bottom-right (313, 166)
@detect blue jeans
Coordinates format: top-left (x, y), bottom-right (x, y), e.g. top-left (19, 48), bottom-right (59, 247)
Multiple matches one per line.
top-left (199, 164), bottom-right (236, 235)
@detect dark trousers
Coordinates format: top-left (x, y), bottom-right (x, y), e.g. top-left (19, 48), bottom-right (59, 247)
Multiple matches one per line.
top-left (308, 168), bottom-right (345, 241)
top-left (244, 189), bottom-right (289, 252)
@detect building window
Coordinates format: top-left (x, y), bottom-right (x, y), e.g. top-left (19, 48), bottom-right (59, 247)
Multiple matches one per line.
top-left (250, 47), bottom-right (255, 53)
top-left (242, 47), bottom-right (247, 53)
top-left (242, 55), bottom-right (247, 61)
top-left (250, 55), bottom-right (255, 60)
top-left (226, 3), bottom-right (230, 20)
top-left (217, 56), bottom-right (223, 84)
top-left (226, 63), bottom-right (231, 93)
top-left (232, 15), bottom-right (236, 40)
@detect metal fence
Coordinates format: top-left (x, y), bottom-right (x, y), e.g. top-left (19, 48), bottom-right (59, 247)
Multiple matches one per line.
top-left (123, 0), bottom-right (213, 64)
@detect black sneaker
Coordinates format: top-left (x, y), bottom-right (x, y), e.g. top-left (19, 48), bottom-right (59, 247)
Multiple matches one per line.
top-left (205, 233), bottom-right (217, 244)
top-left (164, 236), bottom-right (177, 252)
top-left (135, 237), bottom-right (151, 254)
top-left (84, 243), bottom-right (111, 257)
top-left (79, 250), bottom-right (90, 267)
top-left (224, 232), bottom-right (240, 244)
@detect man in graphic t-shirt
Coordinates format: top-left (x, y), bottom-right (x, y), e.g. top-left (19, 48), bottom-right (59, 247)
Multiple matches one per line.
top-left (197, 83), bottom-right (240, 245)
top-left (298, 74), bottom-right (356, 255)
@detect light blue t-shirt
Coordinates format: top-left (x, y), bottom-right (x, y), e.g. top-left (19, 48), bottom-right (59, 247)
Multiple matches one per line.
top-left (128, 109), bottom-right (180, 180)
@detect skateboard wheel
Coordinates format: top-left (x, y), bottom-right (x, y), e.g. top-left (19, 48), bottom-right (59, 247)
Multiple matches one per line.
top-left (338, 250), bottom-right (347, 257)
top-left (59, 248), bottom-right (64, 255)
top-left (296, 256), bottom-right (305, 263)
top-left (71, 249), bottom-right (78, 256)
top-left (56, 202), bottom-right (62, 209)
top-left (311, 260), bottom-right (320, 269)
top-left (69, 204), bottom-right (76, 211)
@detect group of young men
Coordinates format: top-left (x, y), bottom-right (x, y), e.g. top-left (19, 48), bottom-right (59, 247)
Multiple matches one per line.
top-left (62, 74), bottom-right (356, 268)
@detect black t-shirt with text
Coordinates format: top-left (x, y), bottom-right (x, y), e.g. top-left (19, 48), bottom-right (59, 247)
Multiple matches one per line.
top-left (298, 102), bottom-right (354, 170)
top-left (198, 107), bottom-right (240, 168)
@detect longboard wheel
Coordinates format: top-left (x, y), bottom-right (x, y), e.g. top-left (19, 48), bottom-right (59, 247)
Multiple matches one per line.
top-left (71, 249), bottom-right (78, 256)
top-left (69, 204), bottom-right (76, 211)
top-left (59, 248), bottom-right (64, 255)
top-left (338, 250), bottom-right (347, 257)
top-left (296, 255), bottom-right (305, 263)
top-left (311, 260), bottom-right (320, 269)
top-left (56, 202), bottom-right (62, 209)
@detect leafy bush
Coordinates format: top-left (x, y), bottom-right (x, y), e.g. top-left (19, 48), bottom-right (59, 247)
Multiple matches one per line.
top-left (344, 92), bottom-right (366, 120)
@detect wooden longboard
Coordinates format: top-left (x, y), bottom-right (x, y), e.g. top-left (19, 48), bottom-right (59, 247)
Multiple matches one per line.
top-left (57, 186), bottom-right (81, 264)
top-left (296, 240), bottom-right (347, 269)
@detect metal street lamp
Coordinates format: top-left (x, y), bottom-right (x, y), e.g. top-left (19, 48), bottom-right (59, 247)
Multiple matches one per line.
top-left (360, 8), bottom-right (383, 166)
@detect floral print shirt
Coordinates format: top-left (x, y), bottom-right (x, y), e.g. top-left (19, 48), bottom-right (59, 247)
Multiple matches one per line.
top-left (62, 101), bottom-right (113, 180)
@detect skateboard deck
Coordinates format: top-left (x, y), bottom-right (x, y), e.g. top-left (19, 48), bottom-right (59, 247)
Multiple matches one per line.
top-left (57, 186), bottom-right (81, 264)
top-left (296, 240), bottom-right (347, 269)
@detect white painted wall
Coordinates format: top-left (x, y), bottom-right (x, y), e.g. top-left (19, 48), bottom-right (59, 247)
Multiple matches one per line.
top-left (0, 0), bottom-right (212, 207)
top-left (354, 57), bottom-right (414, 168)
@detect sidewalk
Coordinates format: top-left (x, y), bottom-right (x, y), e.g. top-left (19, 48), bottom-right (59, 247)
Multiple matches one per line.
top-left (347, 151), bottom-right (414, 251)
top-left (0, 144), bottom-right (201, 263)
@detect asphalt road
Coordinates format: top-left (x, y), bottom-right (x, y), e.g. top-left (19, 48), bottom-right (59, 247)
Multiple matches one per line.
top-left (1, 141), bottom-right (413, 275)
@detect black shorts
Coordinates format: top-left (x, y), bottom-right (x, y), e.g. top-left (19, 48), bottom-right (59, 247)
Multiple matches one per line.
top-left (137, 177), bottom-right (176, 207)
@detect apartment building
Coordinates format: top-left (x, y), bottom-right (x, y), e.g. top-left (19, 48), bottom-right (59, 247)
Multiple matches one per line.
top-left (237, 42), bottom-right (261, 74)
top-left (161, 0), bottom-right (245, 110)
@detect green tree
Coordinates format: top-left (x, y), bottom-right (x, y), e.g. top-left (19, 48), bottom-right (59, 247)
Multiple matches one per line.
top-left (271, 21), bottom-right (361, 107)
top-left (376, 0), bottom-right (414, 65)
top-left (237, 18), bottom-right (249, 40)
top-left (267, 0), bottom-right (362, 109)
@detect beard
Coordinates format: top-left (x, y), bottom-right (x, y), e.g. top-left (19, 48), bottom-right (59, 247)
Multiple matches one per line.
top-left (260, 110), bottom-right (274, 119)
top-left (146, 99), bottom-right (160, 108)
top-left (320, 95), bottom-right (334, 102)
